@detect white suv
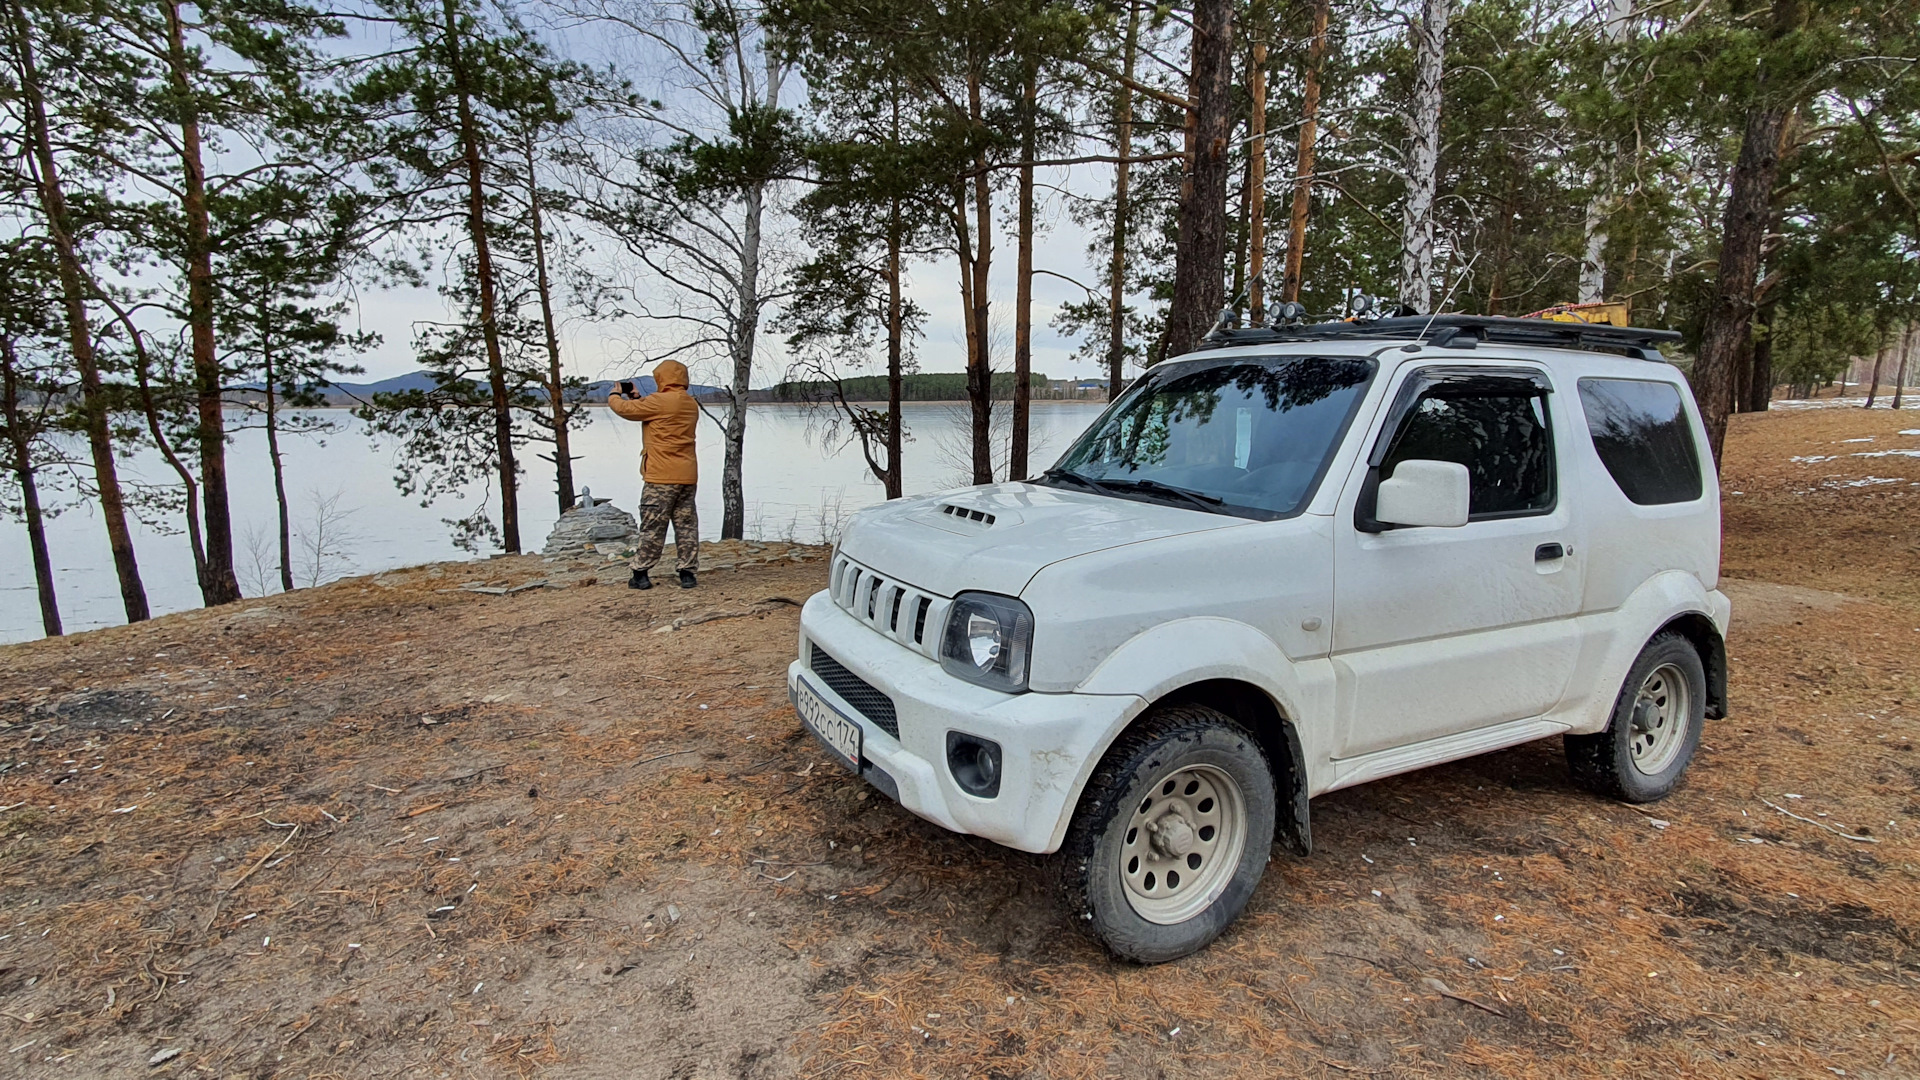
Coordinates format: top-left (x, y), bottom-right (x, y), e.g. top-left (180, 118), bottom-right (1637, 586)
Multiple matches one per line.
top-left (788, 316), bottom-right (1730, 962)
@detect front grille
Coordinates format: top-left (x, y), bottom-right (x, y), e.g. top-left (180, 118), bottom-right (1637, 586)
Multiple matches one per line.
top-left (809, 643), bottom-right (899, 739)
top-left (829, 555), bottom-right (951, 661)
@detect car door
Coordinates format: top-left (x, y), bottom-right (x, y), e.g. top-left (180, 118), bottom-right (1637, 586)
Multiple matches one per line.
top-left (1331, 362), bottom-right (1587, 758)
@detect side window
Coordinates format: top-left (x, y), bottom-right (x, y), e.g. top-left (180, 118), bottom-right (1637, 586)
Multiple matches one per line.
top-left (1577, 378), bottom-right (1703, 505)
top-left (1381, 384), bottom-right (1555, 518)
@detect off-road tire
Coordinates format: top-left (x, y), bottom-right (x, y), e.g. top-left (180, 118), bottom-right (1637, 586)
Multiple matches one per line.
top-left (1565, 632), bottom-right (1706, 803)
top-left (1055, 705), bottom-right (1277, 963)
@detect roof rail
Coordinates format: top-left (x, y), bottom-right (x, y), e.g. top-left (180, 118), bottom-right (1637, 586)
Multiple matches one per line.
top-left (1194, 314), bottom-right (1682, 362)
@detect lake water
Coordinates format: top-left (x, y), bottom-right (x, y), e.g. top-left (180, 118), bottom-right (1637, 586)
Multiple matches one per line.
top-left (0, 402), bottom-right (1104, 642)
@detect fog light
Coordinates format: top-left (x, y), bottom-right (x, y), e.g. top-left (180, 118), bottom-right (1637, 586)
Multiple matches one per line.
top-left (946, 732), bottom-right (1002, 799)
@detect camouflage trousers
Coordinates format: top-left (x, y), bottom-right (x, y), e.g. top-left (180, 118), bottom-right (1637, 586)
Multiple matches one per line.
top-left (631, 483), bottom-right (699, 573)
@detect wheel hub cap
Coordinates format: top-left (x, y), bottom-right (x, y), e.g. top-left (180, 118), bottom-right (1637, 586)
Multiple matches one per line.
top-left (1149, 812), bottom-right (1197, 858)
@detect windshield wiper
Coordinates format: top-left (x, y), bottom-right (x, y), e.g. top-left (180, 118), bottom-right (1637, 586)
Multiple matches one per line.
top-left (1040, 469), bottom-right (1230, 515)
top-left (1098, 478), bottom-right (1226, 511)
top-left (1038, 467), bottom-right (1113, 494)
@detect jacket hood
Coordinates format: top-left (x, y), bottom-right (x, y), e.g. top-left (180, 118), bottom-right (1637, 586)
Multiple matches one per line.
top-left (653, 359), bottom-right (690, 391)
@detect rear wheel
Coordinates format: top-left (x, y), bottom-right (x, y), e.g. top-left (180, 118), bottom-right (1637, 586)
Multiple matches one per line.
top-left (1056, 705), bottom-right (1276, 963)
top-left (1566, 632), bottom-right (1706, 803)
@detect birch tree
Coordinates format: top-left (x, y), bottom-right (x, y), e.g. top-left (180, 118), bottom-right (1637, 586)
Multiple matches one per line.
top-left (565, 0), bottom-right (793, 539)
top-left (1398, 0), bottom-right (1450, 312)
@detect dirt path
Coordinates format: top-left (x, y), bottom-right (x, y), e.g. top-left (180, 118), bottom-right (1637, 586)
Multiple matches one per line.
top-left (2, 410), bottom-right (1917, 1079)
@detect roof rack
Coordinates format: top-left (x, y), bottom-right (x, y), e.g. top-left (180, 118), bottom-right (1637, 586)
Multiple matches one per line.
top-left (1195, 314), bottom-right (1682, 362)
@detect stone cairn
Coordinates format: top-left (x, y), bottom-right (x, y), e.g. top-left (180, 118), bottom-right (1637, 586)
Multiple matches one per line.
top-left (541, 488), bottom-right (641, 556)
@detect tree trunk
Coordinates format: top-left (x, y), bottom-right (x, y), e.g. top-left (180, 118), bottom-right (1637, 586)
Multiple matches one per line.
top-left (523, 133), bottom-right (575, 514)
top-left (7, 0), bottom-right (148, 622)
top-left (1230, 123), bottom-right (1250, 316)
top-left (965, 68), bottom-right (994, 485)
top-left (1865, 337), bottom-right (1885, 406)
top-left (1, 344), bottom-right (61, 636)
top-left (111, 300), bottom-right (208, 580)
top-left (1579, 0), bottom-right (1635, 304)
top-left (261, 303), bottom-right (293, 592)
top-left (1895, 324), bottom-right (1913, 411)
top-left (164, 0), bottom-right (241, 605)
top-left (722, 57), bottom-right (780, 540)
top-left (1745, 304), bottom-right (1775, 413)
top-left (1107, 0), bottom-right (1139, 399)
top-left (725, 174), bottom-right (765, 540)
top-left (1246, 4), bottom-right (1268, 324)
top-left (1399, 0), bottom-right (1450, 313)
top-left (1694, 106), bottom-right (1791, 457)
top-left (1693, 0), bottom-right (1802, 459)
top-left (1281, 0), bottom-right (1329, 305)
top-left (442, 0), bottom-right (519, 552)
top-left (885, 197), bottom-right (904, 499)
top-left (1164, 0), bottom-right (1233, 357)
top-left (1011, 62), bottom-right (1036, 482)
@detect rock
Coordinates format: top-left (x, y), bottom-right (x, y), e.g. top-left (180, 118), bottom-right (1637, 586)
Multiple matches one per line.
top-left (543, 499), bottom-right (640, 555)
top-left (149, 1047), bottom-right (183, 1066)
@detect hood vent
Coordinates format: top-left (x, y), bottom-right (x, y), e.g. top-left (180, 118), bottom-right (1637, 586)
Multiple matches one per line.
top-left (938, 503), bottom-right (996, 526)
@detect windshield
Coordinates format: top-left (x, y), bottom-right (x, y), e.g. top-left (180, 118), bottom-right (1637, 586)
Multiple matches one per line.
top-left (1047, 356), bottom-right (1376, 518)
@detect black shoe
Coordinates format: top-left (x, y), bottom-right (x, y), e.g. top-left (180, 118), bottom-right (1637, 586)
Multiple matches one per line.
top-left (678, 569), bottom-right (697, 589)
top-left (629, 569), bottom-right (652, 590)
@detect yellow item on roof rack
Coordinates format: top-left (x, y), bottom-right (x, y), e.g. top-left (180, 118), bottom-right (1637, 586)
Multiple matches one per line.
top-left (1523, 301), bottom-right (1630, 327)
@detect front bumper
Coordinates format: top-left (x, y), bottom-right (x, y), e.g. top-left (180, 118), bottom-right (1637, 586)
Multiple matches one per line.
top-left (788, 591), bottom-right (1143, 854)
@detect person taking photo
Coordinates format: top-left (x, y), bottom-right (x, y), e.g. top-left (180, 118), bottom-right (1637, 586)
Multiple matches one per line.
top-left (607, 359), bottom-right (700, 589)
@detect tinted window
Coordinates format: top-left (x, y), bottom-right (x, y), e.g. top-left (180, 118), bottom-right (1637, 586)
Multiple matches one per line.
top-left (1382, 386), bottom-right (1555, 518)
top-left (1051, 356), bottom-right (1375, 518)
top-left (1577, 378), bottom-right (1703, 505)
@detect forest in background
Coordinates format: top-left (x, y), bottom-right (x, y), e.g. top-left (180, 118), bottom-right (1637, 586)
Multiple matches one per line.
top-left (1, 0), bottom-right (1916, 641)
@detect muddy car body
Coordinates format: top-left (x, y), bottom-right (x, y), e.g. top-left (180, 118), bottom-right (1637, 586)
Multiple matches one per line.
top-left (789, 316), bottom-right (1729, 961)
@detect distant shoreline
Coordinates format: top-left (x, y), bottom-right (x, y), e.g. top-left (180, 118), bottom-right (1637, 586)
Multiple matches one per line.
top-left (240, 398), bottom-right (1114, 410)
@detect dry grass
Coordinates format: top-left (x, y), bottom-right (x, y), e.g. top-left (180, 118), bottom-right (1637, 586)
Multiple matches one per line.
top-left (1, 414), bottom-right (1916, 1078)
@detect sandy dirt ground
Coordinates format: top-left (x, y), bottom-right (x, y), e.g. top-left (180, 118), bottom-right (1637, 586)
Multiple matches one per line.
top-left (1, 405), bottom-right (1917, 1079)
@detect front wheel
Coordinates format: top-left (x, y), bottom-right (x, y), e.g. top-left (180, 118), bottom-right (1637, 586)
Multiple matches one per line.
top-left (1565, 632), bottom-right (1706, 803)
top-left (1055, 705), bottom-right (1277, 963)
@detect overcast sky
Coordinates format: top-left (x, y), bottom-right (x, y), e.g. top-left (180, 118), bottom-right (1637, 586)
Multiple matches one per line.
top-left (334, 11), bottom-right (1138, 390)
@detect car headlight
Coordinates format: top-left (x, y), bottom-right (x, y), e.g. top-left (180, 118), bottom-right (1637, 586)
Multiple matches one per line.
top-left (940, 592), bottom-right (1033, 692)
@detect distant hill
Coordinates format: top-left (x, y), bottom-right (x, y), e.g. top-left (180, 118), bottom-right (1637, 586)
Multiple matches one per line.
top-left (238, 370), bottom-right (727, 407)
top-left (754, 371), bottom-right (1106, 403)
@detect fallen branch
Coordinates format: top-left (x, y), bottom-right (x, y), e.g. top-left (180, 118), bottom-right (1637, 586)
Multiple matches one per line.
top-left (1421, 977), bottom-right (1507, 1017)
top-left (205, 825), bottom-right (300, 930)
top-left (633, 749), bottom-right (698, 768)
top-left (435, 764), bottom-right (504, 785)
top-left (653, 599), bottom-right (805, 633)
top-left (1761, 798), bottom-right (1879, 843)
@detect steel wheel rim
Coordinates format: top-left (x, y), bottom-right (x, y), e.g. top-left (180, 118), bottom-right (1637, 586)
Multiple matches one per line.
top-left (1119, 763), bottom-right (1247, 925)
top-left (1628, 663), bottom-right (1691, 775)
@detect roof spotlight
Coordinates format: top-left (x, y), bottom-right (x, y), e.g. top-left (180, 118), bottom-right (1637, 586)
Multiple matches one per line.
top-left (1350, 294), bottom-right (1375, 317)
top-left (1270, 300), bottom-right (1307, 325)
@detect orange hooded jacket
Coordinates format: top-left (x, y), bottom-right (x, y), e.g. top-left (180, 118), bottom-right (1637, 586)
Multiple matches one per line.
top-left (607, 359), bottom-right (699, 485)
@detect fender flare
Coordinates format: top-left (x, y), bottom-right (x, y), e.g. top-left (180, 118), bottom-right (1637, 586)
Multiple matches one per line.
top-left (1057, 618), bottom-right (1323, 856)
top-left (1561, 571), bottom-right (1730, 733)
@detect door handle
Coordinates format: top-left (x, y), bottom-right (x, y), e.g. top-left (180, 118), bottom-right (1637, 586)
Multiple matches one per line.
top-left (1535, 542), bottom-right (1566, 562)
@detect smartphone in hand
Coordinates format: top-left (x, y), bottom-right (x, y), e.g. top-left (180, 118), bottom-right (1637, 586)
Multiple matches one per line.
top-left (618, 380), bottom-right (635, 398)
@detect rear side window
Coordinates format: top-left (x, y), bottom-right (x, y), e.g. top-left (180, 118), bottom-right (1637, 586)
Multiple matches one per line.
top-left (1576, 378), bottom-right (1703, 505)
top-left (1382, 385), bottom-right (1555, 518)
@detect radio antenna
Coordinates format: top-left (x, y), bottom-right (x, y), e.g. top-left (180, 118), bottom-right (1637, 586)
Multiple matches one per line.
top-left (1405, 251), bottom-right (1481, 352)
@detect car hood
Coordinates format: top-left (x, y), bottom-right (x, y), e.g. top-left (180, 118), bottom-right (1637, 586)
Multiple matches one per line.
top-left (835, 482), bottom-right (1249, 598)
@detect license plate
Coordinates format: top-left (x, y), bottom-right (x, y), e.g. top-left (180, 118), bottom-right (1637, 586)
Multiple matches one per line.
top-left (794, 675), bottom-right (862, 771)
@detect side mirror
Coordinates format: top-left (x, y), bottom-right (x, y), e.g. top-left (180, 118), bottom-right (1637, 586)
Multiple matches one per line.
top-left (1374, 459), bottom-right (1470, 528)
